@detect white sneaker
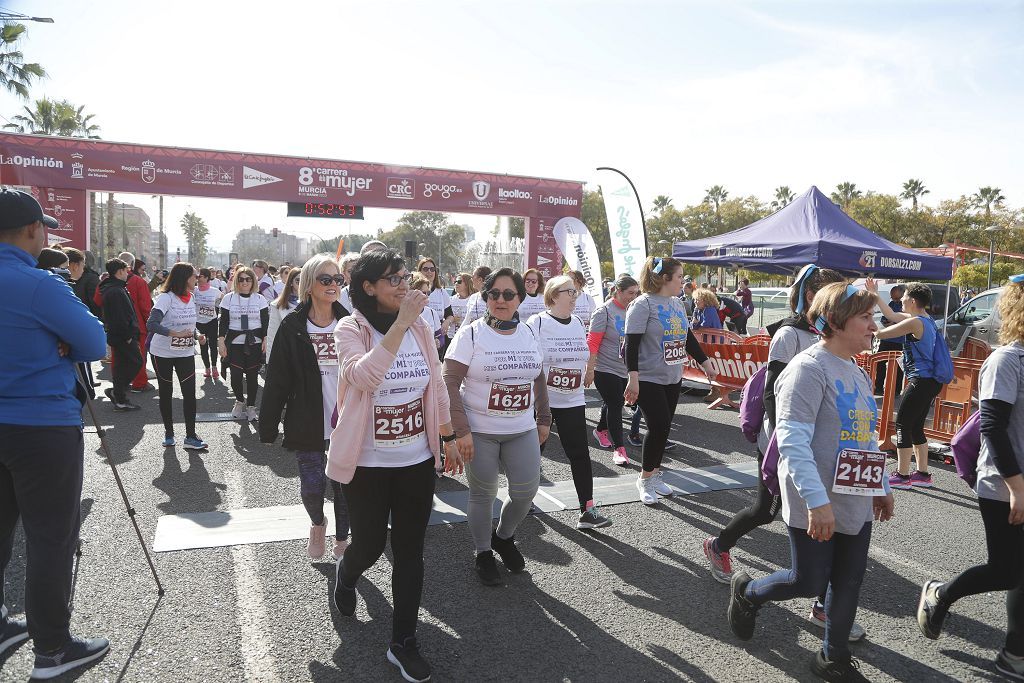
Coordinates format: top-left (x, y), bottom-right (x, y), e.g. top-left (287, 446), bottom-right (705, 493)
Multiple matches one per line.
top-left (230, 401), bottom-right (246, 419)
top-left (636, 475), bottom-right (658, 505)
top-left (651, 470), bottom-right (674, 496)
top-left (246, 405), bottom-right (259, 422)
top-left (612, 447), bottom-right (630, 466)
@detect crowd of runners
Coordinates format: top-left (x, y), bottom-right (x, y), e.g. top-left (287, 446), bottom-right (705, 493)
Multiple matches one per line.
top-left (1, 189), bottom-right (1022, 682)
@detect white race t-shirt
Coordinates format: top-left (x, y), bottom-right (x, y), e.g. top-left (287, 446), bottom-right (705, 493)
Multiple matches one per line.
top-left (358, 329), bottom-right (432, 468)
top-left (257, 274), bottom-right (275, 302)
top-left (150, 292), bottom-right (198, 358)
top-left (339, 286), bottom-right (353, 314)
top-left (420, 306), bottom-right (444, 350)
top-left (444, 319), bottom-right (544, 435)
top-left (193, 286), bottom-right (222, 324)
top-left (211, 278), bottom-right (227, 293)
top-left (518, 294), bottom-right (546, 322)
top-left (526, 312), bottom-right (589, 409)
top-left (221, 292), bottom-right (269, 344)
top-left (573, 292), bottom-right (597, 332)
top-left (427, 287), bottom-right (451, 325)
top-left (461, 291), bottom-right (487, 326)
top-left (307, 319), bottom-right (340, 440)
top-left (449, 294), bottom-right (470, 340)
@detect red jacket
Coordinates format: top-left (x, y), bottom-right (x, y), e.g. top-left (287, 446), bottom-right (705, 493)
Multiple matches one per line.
top-left (126, 273), bottom-right (152, 332)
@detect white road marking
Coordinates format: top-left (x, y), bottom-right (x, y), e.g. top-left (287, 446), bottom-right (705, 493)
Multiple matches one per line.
top-left (224, 469), bottom-right (280, 682)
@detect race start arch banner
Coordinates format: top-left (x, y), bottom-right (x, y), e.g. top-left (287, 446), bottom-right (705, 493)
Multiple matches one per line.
top-left (0, 133), bottom-right (583, 269)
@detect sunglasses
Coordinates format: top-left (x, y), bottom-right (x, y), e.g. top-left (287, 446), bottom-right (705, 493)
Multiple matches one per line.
top-left (524, 278), bottom-right (539, 284)
top-left (236, 276), bottom-right (253, 283)
top-left (486, 289), bottom-right (518, 302)
top-left (420, 266), bottom-right (437, 273)
top-left (558, 288), bottom-right (579, 297)
top-left (454, 279), bottom-right (463, 284)
top-left (377, 272), bottom-right (413, 287)
top-left (315, 275), bottom-right (345, 286)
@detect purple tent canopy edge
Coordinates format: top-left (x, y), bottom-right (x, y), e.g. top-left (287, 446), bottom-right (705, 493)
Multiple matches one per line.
top-left (671, 186), bottom-right (954, 280)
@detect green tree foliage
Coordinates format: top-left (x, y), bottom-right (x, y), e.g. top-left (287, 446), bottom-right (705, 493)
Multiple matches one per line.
top-left (651, 195), bottom-right (673, 214)
top-left (509, 217), bottom-right (525, 240)
top-left (831, 182), bottom-right (862, 211)
top-left (180, 211), bottom-right (209, 266)
top-left (952, 262), bottom-right (1017, 290)
top-left (377, 211), bottom-right (465, 276)
top-left (704, 185), bottom-right (729, 222)
top-left (4, 97), bottom-right (100, 137)
top-left (973, 187), bottom-right (1006, 223)
top-left (900, 179), bottom-right (929, 211)
top-left (770, 186), bottom-right (795, 211)
top-left (0, 23), bottom-right (46, 99)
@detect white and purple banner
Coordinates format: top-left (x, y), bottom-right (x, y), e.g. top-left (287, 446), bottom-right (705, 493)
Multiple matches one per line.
top-left (553, 216), bottom-right (602, 300)
top-left (596, 168), bottom-right (647, 278)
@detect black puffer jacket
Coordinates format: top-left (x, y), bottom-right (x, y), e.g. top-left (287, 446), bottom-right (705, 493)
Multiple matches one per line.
top-left (98, 276), bottom-right (139, 345)
top-left (259, 300), bottom-right (349, 451)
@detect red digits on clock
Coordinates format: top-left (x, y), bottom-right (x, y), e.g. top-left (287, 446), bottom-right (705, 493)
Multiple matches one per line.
top-left (305, 202), bottom-right (315, 215)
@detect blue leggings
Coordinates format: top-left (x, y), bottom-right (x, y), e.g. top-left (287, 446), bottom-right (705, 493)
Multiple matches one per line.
top-left (296, 449), bottom-right (349, 537)
top-left (745, 523), bottom-right (872, 660)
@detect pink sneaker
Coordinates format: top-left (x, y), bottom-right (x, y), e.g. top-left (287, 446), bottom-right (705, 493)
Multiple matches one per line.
top-left (212, 368), bottom-right (220, 380)
top-left (612, 447), bottom-right (630, 466)
top-left (703, 536), bottom-right (733, 584)
top-left (203, 368), bottom-right (212, 378)
top-left (889, 471), bottom-right (913, 490)
top-left (593, 428), bottom-right (612, 449)
top-left (307, 520), bottom-right (327, 559)
top-left (910, 470), bottom-right (934, 488)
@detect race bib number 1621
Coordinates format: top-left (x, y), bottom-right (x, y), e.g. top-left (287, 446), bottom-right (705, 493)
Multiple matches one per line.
top-left (487, 382), bottom-right (531, 416)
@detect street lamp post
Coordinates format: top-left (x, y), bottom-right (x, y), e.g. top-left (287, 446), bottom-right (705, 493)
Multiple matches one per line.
top-left (985, 225), bottom-right (1001, 290)
top-left (0, 11), bottom-right (54, 22)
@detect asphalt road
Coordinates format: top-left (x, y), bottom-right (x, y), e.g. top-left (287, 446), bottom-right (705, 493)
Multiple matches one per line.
top-left (0, 358), bottom-right (1010, 682)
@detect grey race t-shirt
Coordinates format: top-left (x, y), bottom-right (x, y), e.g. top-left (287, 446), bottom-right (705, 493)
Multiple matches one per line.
top-left (976, 342), bottom-right (1024, 503)
top-left (624, 293), bottom-right (690, 385)
top-left (758, 325), bottom-right (820, 452)
top-left (775, 344), bottom-right (879, 536)
top-left (590, 299), bottom-right (628, 378)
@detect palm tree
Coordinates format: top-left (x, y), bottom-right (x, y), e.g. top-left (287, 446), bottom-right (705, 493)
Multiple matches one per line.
top-left (0, 23), bottom-right (46, 99)
top-left (651, 195), bottom-right (673, 215)
top-left (830, 182), bottom-right (862, 211)
top-left (973, 186), bottom-right (1006, 222)
top-left (4, 97), bottom-right (101, 137)
top-left (900, 179), bottom-right (930, 211)
top-left (704, 185), bottom-right (728, 220)
top-left (770, 186), bottom-right (796, 211)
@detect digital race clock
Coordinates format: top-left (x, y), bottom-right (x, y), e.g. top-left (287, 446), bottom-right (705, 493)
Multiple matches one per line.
top-left (286, 202), bottom-right (364, 219)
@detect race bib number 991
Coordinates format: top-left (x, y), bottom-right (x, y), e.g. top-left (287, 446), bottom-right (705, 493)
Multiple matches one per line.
top-left (663, 339), bottom-right (687, 365)
top-left (373, 398), bottom-right (425, 448)
top-left (832, 449), bottom-right (887, 496)
top-left (547, 367), bottom-right (582, 393)
top-left (487, 382), bottom-right (531, 416)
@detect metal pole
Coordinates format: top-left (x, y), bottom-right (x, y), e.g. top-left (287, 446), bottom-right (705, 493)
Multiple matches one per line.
top-left (987, 235), bottom-right (995, 290)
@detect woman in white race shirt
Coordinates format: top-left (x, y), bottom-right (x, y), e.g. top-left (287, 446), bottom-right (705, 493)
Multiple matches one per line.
top-left (252, 259), bottom-right (275, 302)
top-left (448, 271), bottom-right (474, 343)
top-left (459, 265), bottom-right (492, 327)
top-left (194, 268), bottom-right (223, 380)
top-left (527, 274), bottom-right (611, 530)
top-left (218, 265), bottom-right (269, 421)
top-left (518, 268), bottom-right (547, 322)
top-left (260, 254), bottom-right (351, 561)
top-left (325, 249), bottom-right (459, 683)
top-left (570, 270), bottom-right (597, 332)
top-left (146, 263), bottom-right (207, 450)
top-left (267, 268), bottom-right (300, 361)
top-left (444, 267), bottom-right (552, 587)
top-left (416, 258), bottom-right (454, 353)
top-left (411, 274), bottom-right (444, 355)
top-left (338, 252), bottom-right (360, 315)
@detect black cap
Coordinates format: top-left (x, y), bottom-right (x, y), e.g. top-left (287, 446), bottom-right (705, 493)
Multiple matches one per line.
top-left (0, 189), bottom-right (58, 231)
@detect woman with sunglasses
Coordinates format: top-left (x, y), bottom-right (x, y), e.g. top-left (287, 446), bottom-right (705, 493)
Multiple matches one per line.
top-left (261, 255), bottom-right (351, 561)
top-left (147, 263), bottom-right (208, 450)
top-left (527, 275), bottom-right (611, 530)
top-left (416, 258), bottom-right (454, 351)
top-left (727, 284), bottom-right (894, 681)
top-left (194, 268), bottom-right (223, 380)
top-left (449, 271), bottom-right (474, 342)
top-left (444, 267), bottom-right (551, 586)
top-left (267, 268), bottom-right (301, 361)
top-left (586, 274), bottom-right (639, 467)
top-left (219, 265), bottom-right (269, 421)
top-left (624, 256), bottom-right (716, 505)
top-left (519, 268), bottom-right (547, 322)
top-left (326, 249), bottom-right (459, 683)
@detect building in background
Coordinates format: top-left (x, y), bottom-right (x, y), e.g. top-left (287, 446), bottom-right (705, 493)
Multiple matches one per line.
top-left (149, 229), bottom-right (169, 269)
top-left (231, 225), bottom-right (311, 265)
top-left (91, 199), bottom-right (154, 264)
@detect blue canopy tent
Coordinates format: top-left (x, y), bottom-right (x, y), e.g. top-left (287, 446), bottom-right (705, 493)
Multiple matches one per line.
top-left (672, 186), bottom-right (953, 280)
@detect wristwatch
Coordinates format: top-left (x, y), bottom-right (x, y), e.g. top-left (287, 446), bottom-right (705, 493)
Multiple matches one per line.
top-left (441, 433), bottom-right (457, 443)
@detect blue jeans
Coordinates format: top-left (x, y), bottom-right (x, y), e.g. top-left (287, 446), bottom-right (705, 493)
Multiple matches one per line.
top-left (744, 522), bottom-right (872, 660)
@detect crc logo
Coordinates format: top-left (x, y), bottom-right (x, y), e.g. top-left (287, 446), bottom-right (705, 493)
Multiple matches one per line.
top-left (859, 250), bottom-right (877, 269)
top-left (70, 162), bottom-right (84, 179)
top-left (141, 160), bottom-right (156, 184)
top-left (472, 181), bottom-right (490, 201)
top-left (387, 177), bottom-right (415, 200)
top-left (423, 182), bottom-right (462, 199)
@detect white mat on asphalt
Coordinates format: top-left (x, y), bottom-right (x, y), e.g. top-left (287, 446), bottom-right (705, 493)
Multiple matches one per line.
top-left (153, 462), bottom-right (758, 552)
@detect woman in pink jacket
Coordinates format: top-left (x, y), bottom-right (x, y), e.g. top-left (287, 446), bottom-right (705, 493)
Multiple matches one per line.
top-left (326, 249), bottom-right (460, 683)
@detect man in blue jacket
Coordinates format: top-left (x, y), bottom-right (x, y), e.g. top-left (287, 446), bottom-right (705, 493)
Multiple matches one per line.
top-left (0, 190), bottom-right (110, 679)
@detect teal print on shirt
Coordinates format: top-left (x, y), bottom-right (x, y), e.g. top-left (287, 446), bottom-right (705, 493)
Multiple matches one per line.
top-left (656, 303), bottom-right (688, 340)
top-left (835, 376), bottom-right (877, 451)
top-left (614, 314), bottom-right (625, 337)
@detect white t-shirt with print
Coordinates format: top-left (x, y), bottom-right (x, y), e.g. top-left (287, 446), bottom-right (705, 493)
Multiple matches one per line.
top-left (150, 292), bottom-right (198, 358)
top-left (527, 312), bottom-right (589, 409)
top-left (449, 295), bottom-right (470, 340)
top-left (308, 319), bottom-right (340, 440)
top-left (461, 291), bottom-right (487, 326)
top-left (518, 294), bottom-right (546, 323)
top-left (444, 318), bottom-right (543, 435)
top-left (221, 292), bottom-right (269, 344)
top-left (339, 286), bottom-right (353, 314)
top-left (573, 292), bottom-right (597, 332)
top-left (358, 329), bottom-right (432, 468)
top-left (427, 287), bottom-right (451, 324)
top-left (193, 286), bottom-right (222, 324)
top-left (420, 306), bottom-right (444, 350)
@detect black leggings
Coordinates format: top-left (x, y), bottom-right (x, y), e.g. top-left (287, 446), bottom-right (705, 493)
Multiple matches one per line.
top-left (717, 449), bottom-right (782, 552)
top-left (636, 380), bottom-right (682, 472)
top-left (339, 457), bottom-right (435, 643)
top-left (196, 320), bottom-right (218, 370)
top-left (895, 377), bottom-right (943, 448)
top-left (228, 343), bottom-right (262, 406)
top-left (152, 355), bottom-right (197, 437)
top-left (939, 497), bottom-right (1024, 656)
top-left (544, 405), bottom-right (594, 510)
top-left (594, 371), bottom-right (627, 448)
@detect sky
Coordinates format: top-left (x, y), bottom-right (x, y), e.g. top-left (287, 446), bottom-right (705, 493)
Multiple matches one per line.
top-left (1, 0), bottom-right (1022, 254)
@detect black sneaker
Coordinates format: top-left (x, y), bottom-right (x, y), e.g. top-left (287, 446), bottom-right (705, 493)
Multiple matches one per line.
top-left (475, 551), bottom-right (504, 586)
top-left (727, 570), bottom-right (758, 641)
top-left (664, 441), bottom-right (679, 452)
top-left (0, 605), bottom-right (29, 656)
top-left (626, 433), bottom-right (644, 447)
top-left (916, 580), bottom-right (948, 640)
top-left (490, 531), bottom-right (525, 573)
top-left (387, 636), bottom-right (431, 682)
top-left (103, 388), bottom-right (115, 402)
top-left (130, 383), bottom-right (155, 393)
top-left (810, 649), bottom-right (870, 682)
top-left (31, 636), bottom-right (110, 680)
top-left (332, 558), bottom-right (357, 616)
top-left (995, 648), bottom-right (1024, 681)
top-left (577, 507), bottom-right (612, 530)
top-left (113, 400), bottom-right (141, 412)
